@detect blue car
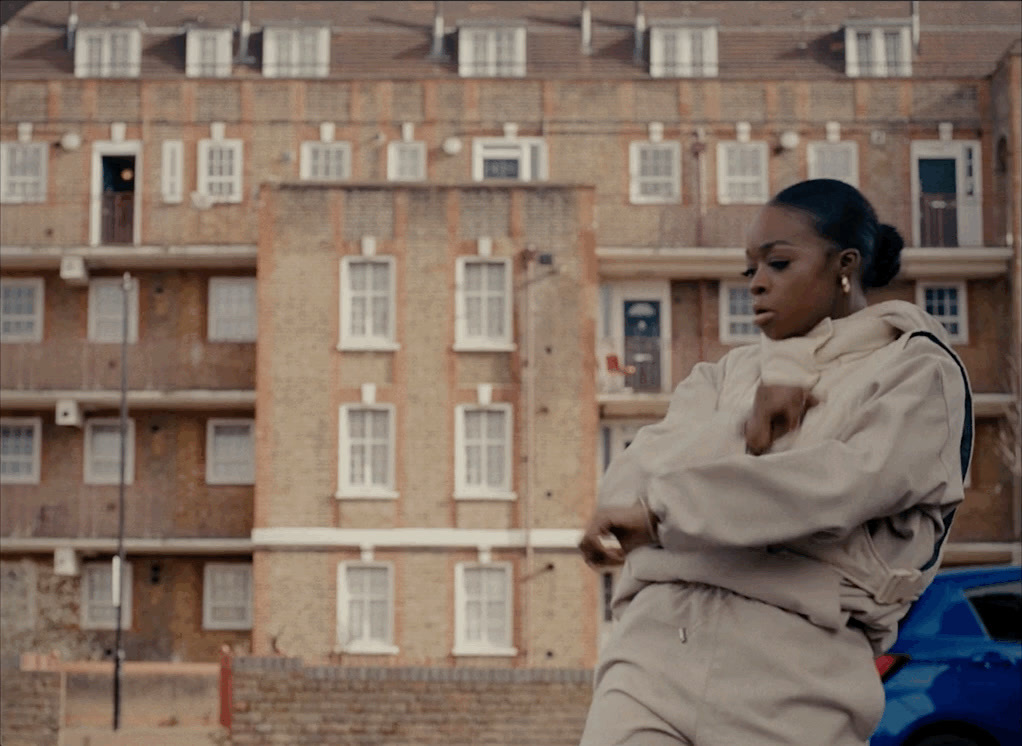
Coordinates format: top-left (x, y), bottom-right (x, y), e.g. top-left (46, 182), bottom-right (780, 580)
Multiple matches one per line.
top-left (871, 564), bottom-right (1022, 746)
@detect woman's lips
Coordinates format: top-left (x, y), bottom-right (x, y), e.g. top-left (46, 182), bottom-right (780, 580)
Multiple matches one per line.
top-left (754, 310), bottom-right (775, 325)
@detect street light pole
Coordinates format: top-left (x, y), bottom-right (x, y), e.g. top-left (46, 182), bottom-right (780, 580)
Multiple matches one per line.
top-left (112, 271), bottom-right (130, 730)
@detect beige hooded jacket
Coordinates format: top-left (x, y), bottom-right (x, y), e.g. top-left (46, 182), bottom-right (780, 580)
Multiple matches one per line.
top-left (600, 300), bottom-right (972, 654)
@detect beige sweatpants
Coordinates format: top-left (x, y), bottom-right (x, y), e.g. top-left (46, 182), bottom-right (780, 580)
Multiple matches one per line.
top-left (579, 582), bottom-right (885, 746)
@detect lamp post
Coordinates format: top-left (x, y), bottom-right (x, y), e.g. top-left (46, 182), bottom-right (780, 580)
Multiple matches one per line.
top-left (112, 271), bottom-right (130, 730)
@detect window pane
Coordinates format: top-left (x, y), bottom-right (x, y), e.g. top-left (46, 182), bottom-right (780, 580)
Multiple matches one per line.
top-left (884, 32), bottom-right (902, 74)
top-left (856, 32), bottom-right (873, 74)
top-left (0, 424), bottom-right (35, 477)
top-left (483, 158), bottom-right (520, 179)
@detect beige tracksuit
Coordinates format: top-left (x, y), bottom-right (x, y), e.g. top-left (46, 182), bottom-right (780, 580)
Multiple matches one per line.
top-left (580, 301), bottom-right (971, 746)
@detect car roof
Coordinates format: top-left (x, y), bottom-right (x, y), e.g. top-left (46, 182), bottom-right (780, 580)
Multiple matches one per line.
top-left (933, 564), bottom-right (1022, 590)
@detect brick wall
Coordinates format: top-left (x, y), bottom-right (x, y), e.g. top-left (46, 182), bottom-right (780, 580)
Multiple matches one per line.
top-left (229, 657), bottom-right (591, 746)
top-left (0, 665), bottom-right (61, 746)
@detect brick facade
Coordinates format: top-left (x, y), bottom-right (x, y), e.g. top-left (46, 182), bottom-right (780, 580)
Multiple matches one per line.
top-left (0, 665), bottom-right (61, 746)
top-left (0, 1), bottom-right (1018, 675)
top-left (229, 657), bottom-right (590, 746)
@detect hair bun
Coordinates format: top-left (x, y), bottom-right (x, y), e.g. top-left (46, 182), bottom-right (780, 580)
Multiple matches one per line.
top-left (867, 224), bottom-right (904, 288)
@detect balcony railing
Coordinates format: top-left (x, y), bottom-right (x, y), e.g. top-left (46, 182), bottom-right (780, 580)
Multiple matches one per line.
top-left (597, 336), bottom-right (671, 395)
top-left (1, 482), bottom-right (253, 540)
top-left (0, 340), bottom-right (255, 392)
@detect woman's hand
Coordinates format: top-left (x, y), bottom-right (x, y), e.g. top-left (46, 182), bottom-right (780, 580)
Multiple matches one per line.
top-left (744, 384), bottom-right (818, 455)
top-left (579, 501), bottom-right (659, 569)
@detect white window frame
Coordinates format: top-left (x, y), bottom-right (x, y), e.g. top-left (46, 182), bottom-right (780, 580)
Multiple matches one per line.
top-left (74, 27), bottom-right (142, 78)
top-left (0, 142), bottom-right (48, 204)
top-left (205, 418), bottom-right (255, 485)
top-left (262, 26), bottom-right (330, 78)
top-left (0, 277), bottom-right (44, 343)
top-left (471, 138), bottom-right (547, 182)
top-left (336, 404), bottom-right (397, 499)
top-left (208, 277), bottom-right (257, 342)
top-left (807, 141), bottom-right (859, 187)
top-left (299, 141), bottom-right (352, 181)
top-left (649, 24), bottom-right (719, 78)
top-left (844, 25), bottom-right (912, 78)
top-left (457, 26), bottom-right (526, 78)
top-left (87, 277), bottom-right (139, 344)
top-left (185, 28), bottom-right (233, 78)
top-left (336, 562), bottom-right (398, 654)
top-left (0, 417), bottom-right (42, 485)
top-left (197, 138), bottom-right (243, 204)
top-left (81, 561), bottom-right (132, 630)
top-left (453, 562), bottom-right (516, 656)
top-left (387, 141), bottom-right (427, 182)
top-left (454, 403), bottom-right (514, 500)
top-left (84, 418), bottom-right (135, 485)
top-left (717, 141), bottom-right (769, 205)
top-left (910, 140), bottom-right (983, 248)
top-left (719, 281), bottom-right (760, 345)
top-left (339, 256), bottom-right (397, 350)
top-left (161, 140), bottom-right (183, 204)
top-left (454, 257), bottom-right (513, 351)
top-left (629, 141), bottom-right (681, 204)
top-left (916, 281), bottom-right (969, 344)
top-left (203, 563), bottom-right (253, 630)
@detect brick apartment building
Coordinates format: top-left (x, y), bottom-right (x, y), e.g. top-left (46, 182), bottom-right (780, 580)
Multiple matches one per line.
top-left (0, 1), bottom-right (1019, 670)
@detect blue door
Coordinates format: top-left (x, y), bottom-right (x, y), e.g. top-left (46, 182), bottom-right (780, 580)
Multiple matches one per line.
top-left (623, 300), bottom-right (661, 392)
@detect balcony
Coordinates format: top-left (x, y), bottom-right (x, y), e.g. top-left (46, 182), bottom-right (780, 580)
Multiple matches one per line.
top-left (597, 336), bottom-right (673, 417)
top-left (1, 340), bottom-right (255, 409)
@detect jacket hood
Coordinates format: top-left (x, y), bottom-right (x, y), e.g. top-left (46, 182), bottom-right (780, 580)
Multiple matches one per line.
top-left (861, 299), bottom-right (952, 342)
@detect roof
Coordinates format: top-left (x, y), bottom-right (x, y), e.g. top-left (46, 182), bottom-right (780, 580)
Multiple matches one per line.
top-left (1, 1), bottom-right (1019, 80)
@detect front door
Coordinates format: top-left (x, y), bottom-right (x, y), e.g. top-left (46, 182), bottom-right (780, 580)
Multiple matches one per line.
top-left (918, 158), bottom-right (958, 247)
top-left (623, 300), bottom-right (661, 392)
top-left (912, 141), bottom-right (982, 248)
top-left (101, 155), bottom-right (135, 244)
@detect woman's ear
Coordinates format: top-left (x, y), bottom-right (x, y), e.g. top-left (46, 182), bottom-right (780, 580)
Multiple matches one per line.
top-left (838, 248), bottom-right (862, 275)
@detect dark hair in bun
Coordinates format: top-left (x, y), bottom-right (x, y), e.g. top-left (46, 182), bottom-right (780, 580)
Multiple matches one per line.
top-left (770, 179), bottom-right (904, 288)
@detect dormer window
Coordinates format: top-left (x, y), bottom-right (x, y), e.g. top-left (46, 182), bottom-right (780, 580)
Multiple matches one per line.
top-left (262, 27), bottom-right (330, 78)
top-left (844, 22), bottom-right (912, 77)
top-left (186, 28), bottom-right (233, 78)
top-left (458, 23), bottom-right (526, 77)
top-left (74, 27), bottom-right (141, 78)
top-left (650, 22), bottom-right (718, 78)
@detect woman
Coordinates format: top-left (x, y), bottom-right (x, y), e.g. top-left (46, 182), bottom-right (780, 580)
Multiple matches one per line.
top-left (578, 179), bottom-right (972, 746)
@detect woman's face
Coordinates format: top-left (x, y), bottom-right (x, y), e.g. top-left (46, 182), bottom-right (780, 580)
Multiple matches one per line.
top-left (744, 204), bottom-right (845, 340)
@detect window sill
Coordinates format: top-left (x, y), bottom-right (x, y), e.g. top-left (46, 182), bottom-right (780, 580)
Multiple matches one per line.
top-left (334, 490), bottom-right (400, 500)
top-left (203, 623), bottom-right (253, 631)
top-left (453, 342), bottom-right (517, 353)
top-left (630, 195), bottom-right (681, 206)
top-left (452, 645), bottom-right (518, 658)
top-left (336, 642), bottom-right (400, 656)
top-left (454, 491), bottom-right (517, 502)
top-left (337, 341), bottom-right (400, 352)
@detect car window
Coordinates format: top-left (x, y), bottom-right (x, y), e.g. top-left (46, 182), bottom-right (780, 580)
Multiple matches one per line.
top-left (966, 582), bottom-right (1022, 642)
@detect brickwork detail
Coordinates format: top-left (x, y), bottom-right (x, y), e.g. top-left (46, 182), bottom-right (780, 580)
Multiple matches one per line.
top-left (0, 666), bottom-right (61, 746)
top-left (230, 658), bottom-right (592, 746)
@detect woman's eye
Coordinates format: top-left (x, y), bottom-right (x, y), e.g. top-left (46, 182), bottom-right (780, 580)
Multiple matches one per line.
top-left (769, 260), bottom-right (790, 271)
top-left (741, 267), bottom-right (755, 278)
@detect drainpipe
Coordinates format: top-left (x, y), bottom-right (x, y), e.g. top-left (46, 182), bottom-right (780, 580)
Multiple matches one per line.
top-left (693, 127), bottom-right (707, 246)
top-left (911, 1), bottom-right (920, 51)
top-left (523, 250), bottom-right (536, 665)
top-left (633, 1), bottom-right (646, 64)
top-left (580, 1), bottom-right (592, 55)
top-left (430, 1), bottom-right (445, 58)
top-left (237, 0), bottom-right (251, 63)
top-left (67, 0), bottom-right (78, 51)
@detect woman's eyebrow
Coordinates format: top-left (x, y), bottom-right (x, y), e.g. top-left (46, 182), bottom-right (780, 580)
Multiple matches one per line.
top-left (746, 239), bottom-right (794, 258)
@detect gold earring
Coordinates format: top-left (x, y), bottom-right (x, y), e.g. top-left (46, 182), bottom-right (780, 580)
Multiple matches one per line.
top-left (841, 275), bottom-right (851, 294)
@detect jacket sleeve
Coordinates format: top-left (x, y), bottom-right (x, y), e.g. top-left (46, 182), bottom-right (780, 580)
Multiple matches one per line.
top-left (647, 345), bottom-right (967, 549)
top-left (597, 358), bottom-right (730, 509)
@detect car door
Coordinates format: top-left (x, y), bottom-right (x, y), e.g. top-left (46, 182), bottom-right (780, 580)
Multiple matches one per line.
top-left (962, 581), bottom-right (1022, 730)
